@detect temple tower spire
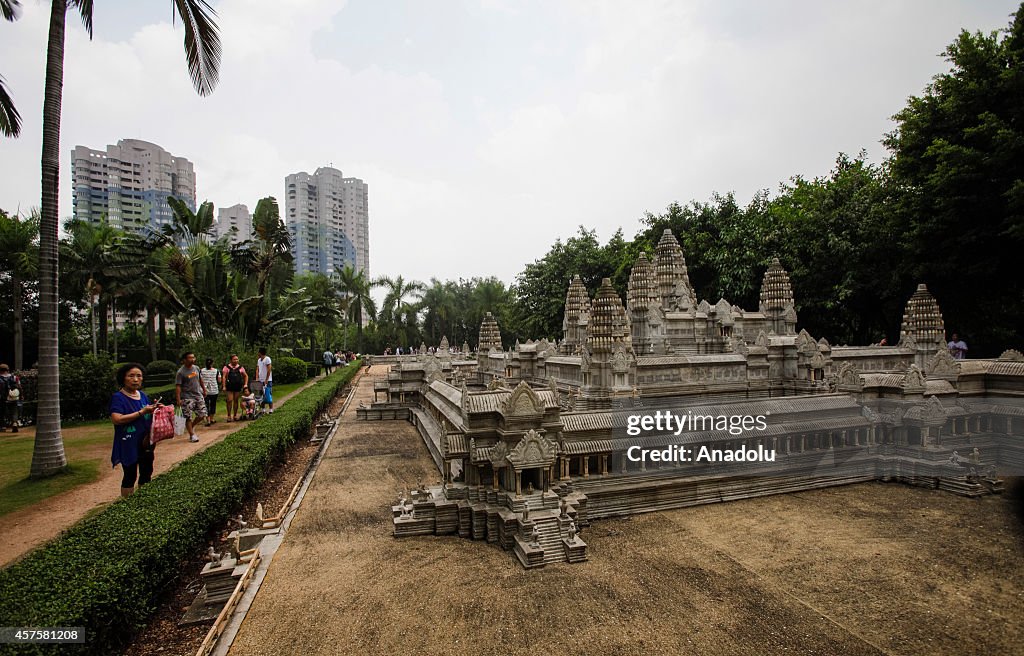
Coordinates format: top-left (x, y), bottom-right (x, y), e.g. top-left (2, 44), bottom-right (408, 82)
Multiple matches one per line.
top-left (627, 252), bottom-right (665, 355)
top-left (580, 278), bottom-right (635, 410)
top-left (759, 257), bottom-right (797, 335)
top-left (898, 283), bottom-right (946, 368)
top-left (560, 275), bottom-right (591, 355)
top-left (654, 229), bottom-right (696, 312)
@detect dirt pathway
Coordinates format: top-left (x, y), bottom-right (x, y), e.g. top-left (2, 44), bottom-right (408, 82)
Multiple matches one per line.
top-left (227, 368), bottom-right (1024, 656)
top-left (0, 375), bottom-right (331, 567)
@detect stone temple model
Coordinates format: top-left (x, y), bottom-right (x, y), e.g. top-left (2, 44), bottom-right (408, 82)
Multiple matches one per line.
top-left (360, 229), bottom-right (1024, 569)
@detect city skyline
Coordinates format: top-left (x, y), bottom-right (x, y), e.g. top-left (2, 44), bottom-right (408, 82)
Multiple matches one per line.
top-left (0, 0), bottom-right (1019, 285)
top-left (287, 166), bottom-right (370, 278)
top-left (71, 138), bottom-right (196, 232)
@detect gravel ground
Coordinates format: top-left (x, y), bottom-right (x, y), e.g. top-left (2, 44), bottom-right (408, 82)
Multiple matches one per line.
top-left (229, 367), bottom-right (1024, 656)
top-left (120, 390), bottom-right (350, 656)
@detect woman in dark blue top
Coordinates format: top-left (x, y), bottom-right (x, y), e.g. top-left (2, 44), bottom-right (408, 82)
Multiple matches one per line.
top-left (110, 363), bottom-right (161, 497)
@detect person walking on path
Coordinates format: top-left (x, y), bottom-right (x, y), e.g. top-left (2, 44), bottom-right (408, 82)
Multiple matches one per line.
top-left (110, 363), bottom-right (162, 497)
top-left (222, 354), bottom-right (248, 422)
top-left (176, 352), bottom-right (208, 442)
top-left (256, 347), bottom-right (274, 414)
top-left (200, 358), bottom-right (221, 425)
top-left (323, 348), bottom-right (335, 376)
top-left (0, 364), bottom-right (23, 433)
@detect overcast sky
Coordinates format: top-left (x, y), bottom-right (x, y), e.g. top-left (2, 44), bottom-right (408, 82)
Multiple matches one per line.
top-left (0, 0), bottom-right (1018, 286)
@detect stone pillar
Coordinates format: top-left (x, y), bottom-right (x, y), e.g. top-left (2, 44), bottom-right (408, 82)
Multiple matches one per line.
top-left (492, 469), bottom-right (499, 490)
top-left (601, 454), bottom-right (608, 475)
top-left (516, 471), bottom-right (522, 496)
top-left (583, 456), bottom-right (590, 478)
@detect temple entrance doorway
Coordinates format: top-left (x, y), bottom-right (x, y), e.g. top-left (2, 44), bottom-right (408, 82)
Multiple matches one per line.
top-left (522, 468), bottom-right (542, 493)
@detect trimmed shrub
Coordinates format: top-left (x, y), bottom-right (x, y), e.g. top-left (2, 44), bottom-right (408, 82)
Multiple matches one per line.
top-left (144, 360), bottom-right (177, 377)
top-left (0, 362), bottom-right (360, 655)
top-left (59, 354), bottom-right (119, 422)
top-left (273, 356), bottom-right (307, 384)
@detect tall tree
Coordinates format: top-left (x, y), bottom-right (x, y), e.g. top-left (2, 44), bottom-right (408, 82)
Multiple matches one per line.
top-left (336, 264), bottom-right (377, 351)
top-left (0, 208), bottom-right (38, 369)
top-left (0, 0), bottom-right (23, 137)
top-left (32, 0), bottom-right (221, 477)
top-left (376, 275), bottom-right (424, 348)
top-left (61, 219), bottom-right (125, 355)
top-left (884, 3), bottom-right (1024, 354)
top-left (231, 197), bottom-right (293, 344)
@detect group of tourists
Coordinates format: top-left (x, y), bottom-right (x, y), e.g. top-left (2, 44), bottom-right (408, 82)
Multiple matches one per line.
top-left (321, 348), bottom-right (357, 375)
top-left (108, 348), bottom-right (276, 497)
top-left (0, 363), bottom-right (23, 433)
top-left (383, 345), bottom-right (460, 356)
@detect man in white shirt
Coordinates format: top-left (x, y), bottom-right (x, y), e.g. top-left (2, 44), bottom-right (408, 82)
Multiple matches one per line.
top-left (257, 347), bottom-right (274, 413)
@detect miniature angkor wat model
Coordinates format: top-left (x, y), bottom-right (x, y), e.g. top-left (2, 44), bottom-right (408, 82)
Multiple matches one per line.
top-left (362, 230), bottom-right (1023, 568)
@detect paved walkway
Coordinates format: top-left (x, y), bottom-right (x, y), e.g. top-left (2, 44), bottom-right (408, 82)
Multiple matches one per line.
top-left (0, 374), bottom-right (333, 567)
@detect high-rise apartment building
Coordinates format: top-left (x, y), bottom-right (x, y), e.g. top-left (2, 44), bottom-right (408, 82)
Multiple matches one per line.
top-left (71, 139), bottom-right (196, 232)
top-left (285, 166), bottom-right (369, 277)
top-left (215, 203), bottom-right (252, 244)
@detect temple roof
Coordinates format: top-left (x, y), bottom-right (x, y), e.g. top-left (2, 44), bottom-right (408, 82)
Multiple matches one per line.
top-left (463, 388), bottom-right (560, 414)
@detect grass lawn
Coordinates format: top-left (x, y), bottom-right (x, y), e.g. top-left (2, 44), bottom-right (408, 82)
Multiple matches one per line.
top-left (0, 378), bottom-right (315, 518)
top-left (0, 423), bottom-right (109, 518)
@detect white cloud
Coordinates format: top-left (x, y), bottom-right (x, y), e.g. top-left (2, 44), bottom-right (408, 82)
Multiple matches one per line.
top-left (1, 0), bottom-right (1019, 287)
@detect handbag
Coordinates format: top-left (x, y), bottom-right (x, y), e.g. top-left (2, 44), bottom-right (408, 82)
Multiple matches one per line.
top-left (174, 408), bottom-right (187, 436)
top-left (150, 404), bottom-right (176, 445)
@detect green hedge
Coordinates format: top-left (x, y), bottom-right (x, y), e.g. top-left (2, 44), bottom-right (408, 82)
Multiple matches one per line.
top-left (0, 362), bottom-right (361, 655)
top-left (60, 354), bottom-right (120, 422)
top-left (272, 356), bottom-right (307, 384)
top-left (143, 360), bottom-right (178, 377)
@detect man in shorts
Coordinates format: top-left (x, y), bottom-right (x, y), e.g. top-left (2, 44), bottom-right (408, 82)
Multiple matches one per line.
top-left (175, 351), bottom-right (208, 442)
top-left (256, 347), bottom-right (274, 413)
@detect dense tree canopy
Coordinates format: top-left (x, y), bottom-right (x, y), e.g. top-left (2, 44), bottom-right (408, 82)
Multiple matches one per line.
top-left (884, 6), bottom-right (1024, 354)
top-left (504, 5), bottom-right (1024, 356)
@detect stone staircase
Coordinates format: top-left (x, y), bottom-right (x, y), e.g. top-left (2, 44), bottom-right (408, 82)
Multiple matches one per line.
top-left (532, 515), bottom-right (566, 565)
top-left (512, 509), bottom-right (588, 568)
top-left (394, 485), bottom-right (590, 568)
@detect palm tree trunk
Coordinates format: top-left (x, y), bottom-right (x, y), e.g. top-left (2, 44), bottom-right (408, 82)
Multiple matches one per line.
top-left (111, 297), bottom-right (118, 361)
top-left (13, 271), bottom-right (22, 371)
top-left (159, 313), bottom-right (166, 356)
top-left (31, 0), bottom-right (68, 478)
top-left (147, 305), bottom-right (157, 362)
top-left (98, 297), bottom-right (108, 352)
top-left (90, 296), bottom-right (97, 356)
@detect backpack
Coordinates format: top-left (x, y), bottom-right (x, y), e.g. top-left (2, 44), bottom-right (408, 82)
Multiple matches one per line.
top-left (226, 366), bottom-right (244, 391)
top-left (1, 375), bottom-right (18, 402)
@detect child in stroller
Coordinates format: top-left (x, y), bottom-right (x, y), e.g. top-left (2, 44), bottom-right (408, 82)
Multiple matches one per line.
top-left (240, 386), bottom-right (258, 419)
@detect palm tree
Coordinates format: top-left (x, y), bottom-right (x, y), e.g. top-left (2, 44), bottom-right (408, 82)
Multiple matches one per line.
top-left (420, 278), bottom-right (455, 345)
top-left (0, 1), bottom-right (22, 137)
top-left (291, 273), bottom-right (343, 355)
top-left (61, 219), bottom-right (127, 355)
top-left (376, 275), bottom-right (425, 350)
top-left (231, 197), bottom-right (293, 344)
top-left (164, 197), bottom-right (217, 248)
top-left (336, 264), bottom-right (377, 352)
top-left (32, 0), bottom-right (221, 477)
top-left (0, 208), bottom-right (38, 369)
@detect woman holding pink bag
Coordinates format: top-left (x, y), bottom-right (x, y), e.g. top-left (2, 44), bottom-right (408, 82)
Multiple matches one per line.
top-left (110, 363), bottom-right (163, 497)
